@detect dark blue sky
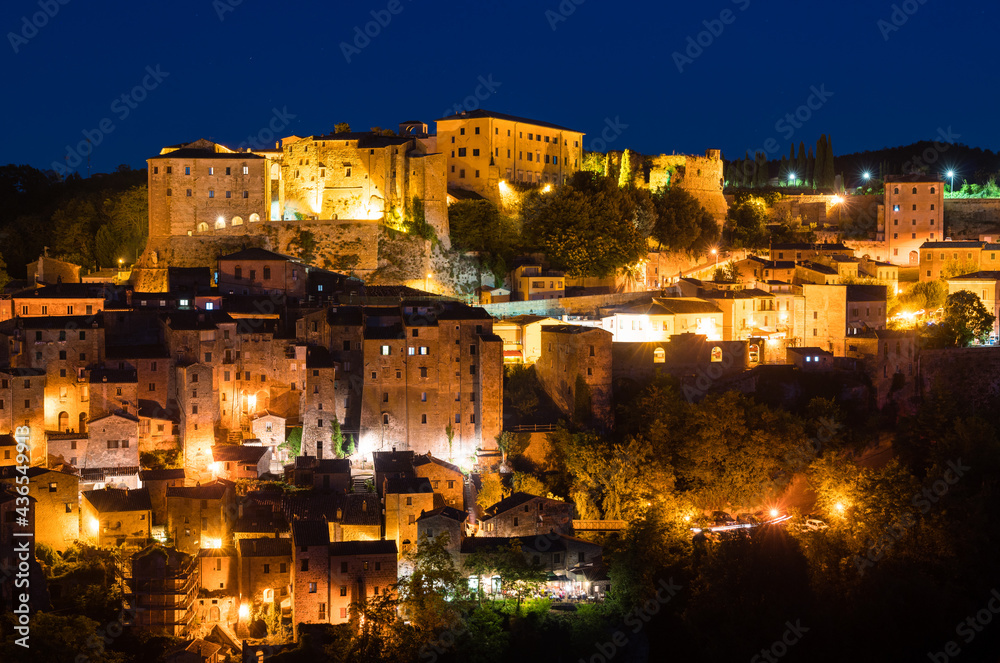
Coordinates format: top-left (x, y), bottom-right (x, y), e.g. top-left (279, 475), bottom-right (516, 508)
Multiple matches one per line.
top-left (3, 0), bottom-right (996, 176)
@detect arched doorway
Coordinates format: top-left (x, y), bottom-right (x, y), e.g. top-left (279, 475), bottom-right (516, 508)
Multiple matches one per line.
top-left (79, 412), bottom-right (88, 434)
top-left (58, 411), bottom-right (69, 432)
top-left (909, 251), bottom-right (919, 265)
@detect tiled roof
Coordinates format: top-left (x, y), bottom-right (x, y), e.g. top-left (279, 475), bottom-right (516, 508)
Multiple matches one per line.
top-left (485, 492), bottom-right (560, 517)
top-left (846, 284), bottom-right (888, 302)
top-left (83, 487), bottom-right (151, 513)
top-left (341, 493), bottom-right (381, 527)
top-left (373, 450), bottom-right (415, 473)
top-left (291, 520), bottom-right (330, 548)
top-left (219, 248), bottom-right (297, 262)
top-left (211, 445), bottom-right (268, 463)
top-left (149, 147), bottom-right (265, 160)
top-left (418, 506), bottom-right (468, 523)
top-left (385, 477), bottom-right (433, 495)
top-left (412, 454), bottom-right (463, 475)
top-left (166, 480), bottom-right (232, 500)
top-left (237, 537), bottom-right (291, 558)
top-left (948, 271), bottom-right (1000, 280)
top-left (649, 298), bottom-right (721, 315)
top-left (799, 261), bottom-right (838, 275)
top-left (139, 468), bottom-right (185, 482)
top-left (80, 466), bottom-right (141, 482)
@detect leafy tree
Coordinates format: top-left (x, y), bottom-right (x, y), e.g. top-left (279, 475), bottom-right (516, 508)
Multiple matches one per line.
top-left (332, 418), bottom-right (346, 458)
top-left (726, 195), bottom-right (769, 249)
top-left (824, 134), bottom-right (837, 189)
top-left (521, 172), bottom-right (647, 278)
top-left (0, 612), bottom-right (125, 663)
top-left (889, 279), bottom-right (947, 316)
top-left (50, 198), bottom-right (99, 266)
top-left (925, 290), bottom-right (996, 347)
top-left (806, 145), bottom-right (815, 187)
top-left (279, 427), bottom-right (302, 458)
top-left (453, 605), bottom-right (510, 663)
top-left (334, 122), bottom-right (351, 133)
top-left (397, 533), bottom-right (466, 633)
top-left (651, 186), bottom-right (718, 254)
top-left (496, 430), bottom-right (529, 465)
top-left (581, 151), bottom-right (605, 175)
top-left (477, 472), bottom-right (510, 510)
top-left (464, 539), bottom-right (546, 612)
top-left (94, 186), bottom-right (148, 268)
top-left (510, 472), bottom-right (546, 496)
top-left (447, 199), bottom-right (517, 284)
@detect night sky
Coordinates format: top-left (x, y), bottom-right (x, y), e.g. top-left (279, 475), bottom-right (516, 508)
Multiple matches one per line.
top-left (4, 0), bottom-right (996, 176)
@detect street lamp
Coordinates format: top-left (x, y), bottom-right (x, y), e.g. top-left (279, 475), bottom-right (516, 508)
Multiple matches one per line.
top-left (946, 170), bottom-right (955, 194)
top-left (711, 248), bottom-right (719, 274)
top-left (788, 172), bottom-right (796, 187)
top-left (425, 273), bottom-right (432, 292)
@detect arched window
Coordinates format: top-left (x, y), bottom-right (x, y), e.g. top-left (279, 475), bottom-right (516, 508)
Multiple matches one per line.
top-left (231, 216), bottom-right (243, 226)
top-left (711, 347), bottom-right (723, 363)
top-left (263, 588), bottom-right (273, 601)
top-left (749, 344), bottom-right (760, 363)
top-left (215, 218), bottom-right (226, 229)
top-left (912, 187), bottom-right (918, 194)
top-left (249, 213), bottom-right (261, 223)
top-left (197, 222), bottom-right (209, 232)
top-left (653, 347), bottom-right (665, 364)
top-left (930, 187), bottom-right (936, 194)
top-left (58, 411), bottom-right (69, 432)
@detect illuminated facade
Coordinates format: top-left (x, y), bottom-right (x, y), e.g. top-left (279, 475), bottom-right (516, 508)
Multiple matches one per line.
top-left (535, 325), bottom-right (613, 427)
top-left (884, 176), bottom-right (944, 265)
top-left (600, 298), bottom-right (724, 343)
top-left (436, 109), bottom-right (585, 204)
top-left (919, 241), bottom-right (1000, 282)
top-left (946, 271), bottom-right (1000, 340)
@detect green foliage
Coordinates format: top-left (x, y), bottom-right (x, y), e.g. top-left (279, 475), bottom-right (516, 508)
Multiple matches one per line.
top-left (397, 533), bottom-right (466, 631)
top-left (279, 427), bottom-right (303, 458)
top-left (581, 151), bottom-right (605, 175)
top-left (650, 185), bottom-right (718, 254)
top-left (946, 177), bottom-right (1000, 199)
top-left (94, 186), bottom-right (148, 268)
top-left (447, 199), bottom-right (517, 283)
top-left (289, 228), bottom-right (317, 264)
top-left (510, 472), bottom-right (547, 496)
top-left (140, 448), bottom-right (181, 470)
top-left (332, 418), bottom-right (346, 458)
top-left (712, 261), bottom-right (740, 283)
top-left (521, 172), bottom-right (647, 278)
top-left (726, 195), bottom-right (769, 248)
top-left (334, 122), bottom-right (351, 133)
top-left (496, 430), bottom-right (529, 464)
top-left (924, 289), bottom-right (996, 347)
top-left (404, 196), bottom-right (437, 243)
top-left (889, 279), bottom-right (947, 316)
top-left (464, 539), bottom-right (547, 611)
top-left (504, 364), bottom-right (541, 421)
top-left (940, 257), bottom-right (980, 279)
top-left (476, 472), bottom-right (510, 510)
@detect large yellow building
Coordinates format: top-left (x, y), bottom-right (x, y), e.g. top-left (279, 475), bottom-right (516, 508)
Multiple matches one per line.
top-left (436, 109), bottom-right (585, 204)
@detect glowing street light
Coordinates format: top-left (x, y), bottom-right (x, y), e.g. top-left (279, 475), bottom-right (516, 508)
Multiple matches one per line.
top-left (862, 171), bottom-right (871, 183)
top-left (424, 272), bottom-right (433, 292)
top-left (542, 184), bottom-right (552, 193)
top-left (946, 170), bottom-right (956, 193)
top-left (711, 248), bottom-right (719, 272)
top-left (788, 172), bottom-right (796, 187)
top-left (834, 501), bottom-right (846, 514)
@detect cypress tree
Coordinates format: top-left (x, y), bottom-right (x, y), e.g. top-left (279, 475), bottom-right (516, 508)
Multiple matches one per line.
top-left (815, 136), bottom-right (827, 189)
top-left (602, 153), bottom-right (611, 179)
top-left (618, 149), bottom-right (633, 188)
top-left (780, 156), bottom-right (789, 185)
top-left (796, 142), bottom-right (807, 185)
top-left (806, 147), bottom-right (815, 188)
top-left (824, 135), bottom-right (836, 190)
top-left (755, 151), bottom-right (769, 188)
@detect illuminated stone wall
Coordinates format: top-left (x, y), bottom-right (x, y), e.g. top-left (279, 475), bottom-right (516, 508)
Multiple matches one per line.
top-left (535, 326), bottom-right (613, 428)
top-left (644, 150), bottom-right (729, 224)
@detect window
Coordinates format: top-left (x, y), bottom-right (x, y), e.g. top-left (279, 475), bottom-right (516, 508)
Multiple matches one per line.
top-left (302, 560), bottom-right (309, 572)
top-left (185, 166), bottom-right (190, 175)
top-left (458, 148), bottom-right (466, 157)
top-left (381, 345), bottom-right (390, 355)
top-left (340, 585), bottom-right (348, 596)
top-left (264, 563), bottom-right (270, 573)
top-left (341, 561), bottom-right (349, 573)
top-left (308, 582), bottom-right (317, 593)
top-left (243, 165), bottom-right (249, 175)
top-left (421, 414), bottom-right (427, 424)
top-left (419, 367), bottom-right (428, 378)
top-left (319, 603), bottom-right (326, 620)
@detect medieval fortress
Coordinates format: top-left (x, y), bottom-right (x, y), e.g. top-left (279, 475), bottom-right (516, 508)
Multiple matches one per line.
top-left (136, 111), bottom-right (727, 291)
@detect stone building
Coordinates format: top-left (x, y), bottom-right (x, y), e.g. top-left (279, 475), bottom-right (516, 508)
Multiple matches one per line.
top-left (81, 486), bottom-right (152, 547)
top-left (601, 298), bottom-right (724, 343)
top-left (140, 468), bottom-right (186, 527)
top-left (642, 150), bottom-right (729, 225)
top-left (885, 175), bottom-right (944, 265)
top-left (436, 109), bottom-right (585, 204)
top-left (297, 301), bottom-right (503, 460)
top-left (611, 336), bottom-right (750, 386)
top-left (919, 241), bottom-right (1000, 282)
top-left (147, 139), bottom-right (271, 238)
top-left (480, 492), bottom-right (573, 538)
top-left (283, 455), bottom-right (351, 493)
top-left (384, 476), bottom-right (435, 557)
top-left (416, 506), bottom-right (468, 557)
top-left (165, 479), bottom-right (237, 554)
top-left (0, 368), bottom-right (46, 464)
top-left (11, 283), bottom-right (110, 318)
top-left (801, 284), bottom-right (888, 355)
top-left (210, 444), bottom-right (270, 481)
top-left (535, 325), bottom-right (613, 427)
top-left (301, 346), bottom-right (337, 459)
top-left (217, 248), bottom-right (307, 299)
top-left (82, 412), bottom-right (141, 469)
top-left (946, 271), bottom-right (1000, 340)
top-left (277, 132), bottom-right (448, 240)
top-left (196, 546), bottom-right (238, 595)
top-left (88, 368), bottom-right (139, 420)
top-left (0, 465), bottom-right (79, 551)
top-left (236, 537), bottom-right (292, 608)
top-left (412, 454), bottom-right (464, 510)
top-left (491, 315), bottom-right (564, 365)
top-left (291, 519), bottom-right (398, 637)
top-left (337, 492), bottom-right (382, 542)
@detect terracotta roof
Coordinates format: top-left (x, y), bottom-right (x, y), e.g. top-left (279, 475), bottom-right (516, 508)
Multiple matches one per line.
top-left (412, 454), bottom-right (463, 475)
top-left (211, 445), bottom-right (268, 463)
top-left (291, 520), bottom-right (330, 548)
top-left (166, 480), bottom-right (232, 500)
top-left (418, 506), bottom-right (468, 523)
top-left (140, 468), bottom-right (185, 481)
top-left (80, 466), bottom-right (141, 482)
top-left (385, 477), bottom-right (433, 495)
top-left (341, 493), bottom-right (381, 527)
top-left (83, 487), bottom-right (151, 513)
top-left (219, 248), bottom-right (298, 262)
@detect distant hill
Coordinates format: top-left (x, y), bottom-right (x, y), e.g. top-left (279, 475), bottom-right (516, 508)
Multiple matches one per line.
top-left (832, 141), bottom-right (1000, 188)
